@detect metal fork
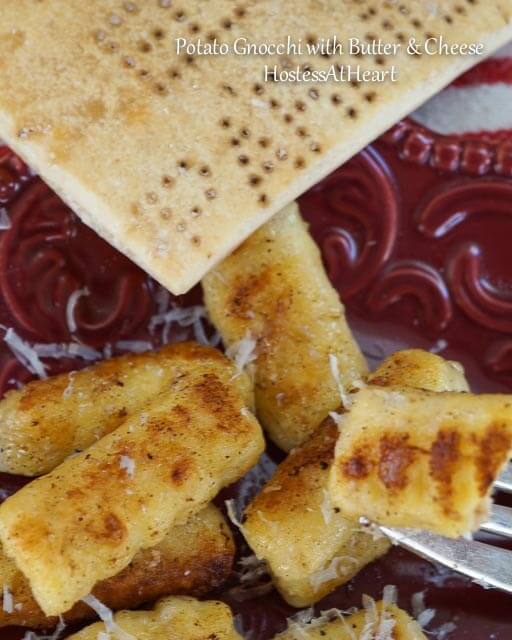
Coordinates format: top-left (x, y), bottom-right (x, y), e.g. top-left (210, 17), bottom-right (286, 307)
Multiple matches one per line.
top-left (380, 462), bottom-right (512, 593)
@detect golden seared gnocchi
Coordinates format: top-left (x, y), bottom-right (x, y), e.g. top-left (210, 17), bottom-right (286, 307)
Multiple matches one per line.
top-left (0, 359), bottom-right (264, 616)
top-left (65, 596), bottom-right (242, 640)
top-left (243, 415), bottom-right (389, 607)
top-left (275, 598), bottom-right (427, 640)
top-left (0, 504), bottom-right (233, 628)
top-left (330, 386), bottom-right (512, 537)
top-left (0, 341), bottom-right (253, 476)
top-left (242, 349), bottom-right (467, 606)
top-left (367, 349), bottom-right (469, 393)
top-left (203, 202), bottom-right (367, 452)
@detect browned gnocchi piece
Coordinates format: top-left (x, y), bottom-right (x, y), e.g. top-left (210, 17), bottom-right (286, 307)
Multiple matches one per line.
top-left (203, 203), bottom-right (367, 451)
top-left (0, 342), bottom-right (253, 476)
top-left (0, 504), bottom-right (233, 628)
top-left (0, 357), bottom-right (264, 616)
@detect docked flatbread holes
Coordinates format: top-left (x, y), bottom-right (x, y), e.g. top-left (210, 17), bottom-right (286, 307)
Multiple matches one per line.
top-left (0, 1), bottom-right (511, 293)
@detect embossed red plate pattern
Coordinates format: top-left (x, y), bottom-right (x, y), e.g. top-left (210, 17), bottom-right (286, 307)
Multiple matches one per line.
top-left (0, 117), bottom-right (512, 638)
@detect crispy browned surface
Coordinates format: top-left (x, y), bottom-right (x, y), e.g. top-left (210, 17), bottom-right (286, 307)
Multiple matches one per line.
top-left (242, 349), bottom-right (471, 605)
top-left (367, 349), bottom-right (469, 393)
top-left (1, 2), bottom-right (512, 293)
top-left (275, 601), bottom-right (426, 640)
top-left (243, 415), bottom-right (389, 606)
top-left (67, 596), bottom-right (242, 640)
top-left (0, 357), bottom-right (264, 616)
top-left (204, 203), bottom-right (367, 451)
top-left (0, 504), bottom-right (234, 629)
top-left (330, 386), bottom-right (512, 537)
top-left (0, 341), bottom-right (253, 476)
top-left (246, 416), bottom-right (338, 517)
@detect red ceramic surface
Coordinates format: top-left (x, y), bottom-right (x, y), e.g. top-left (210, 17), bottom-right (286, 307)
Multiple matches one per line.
top-left (0, 116), bottom-right (512, 638)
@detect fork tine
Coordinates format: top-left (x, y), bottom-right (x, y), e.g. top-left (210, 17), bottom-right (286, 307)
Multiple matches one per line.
top-left (380, 526), bottom-right (512, 593)
top-left (480, 504), bottom-right (512, 538)
top-left (494, 462), bottom-right (512, 493)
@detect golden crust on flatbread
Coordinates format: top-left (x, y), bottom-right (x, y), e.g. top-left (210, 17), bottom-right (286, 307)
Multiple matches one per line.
top-left (1, 1), bottom-right (511, 293)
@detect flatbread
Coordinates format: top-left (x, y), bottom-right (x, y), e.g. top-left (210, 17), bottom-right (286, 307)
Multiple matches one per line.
top-left (0, 1), bottom-right (511, 293)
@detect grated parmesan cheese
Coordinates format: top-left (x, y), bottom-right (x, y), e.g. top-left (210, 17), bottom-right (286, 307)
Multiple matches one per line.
top-left (62, 371), bottom-right (76, 400)
top-left (66, 287), bottom-right (89, 334)
top-left (225, 499), bottom-right (246, 534)
top-left (34, 342), bottom-right (102, 361)
top-left (285, 606), bottom-right (371, 640)
top-left (225, 332), bottom-right (257, 376)
top-left (115, 340), bottom-right (152, 353)
top-left (82, 594), bottom-right (136, 640)
top-left (153, 284), bottom-right (170, 315)
top-left (309, 556), bottom-right (359, 590)
top-left (2, 327), bottom-right (48, 379)
top-left (119, 455), bottom-right (135, 477)
top-left (320, 489), bottom-right (333, 525)
top-left (0, 207), bottom-right (11, 230)
top-left (375, 585), bottom-right (397, 640)
top-left (148, 304), bottom-right (214, 346)
top-left (329, 411), bottom-right (345, 430)
top-left (382, 584), bottom-right (397, 605)
top-left (429, 339), bottom-right (448, 355)
top-left (328, 354), bottom-right (351, 408)
top-left (361, 594), bottom-right (379, 640)
top-left (262, 484), bottom-right (281, 493)
top-left (411, 590), bottom-right (426, 618)
top-left (284, 589), bottom-right (400, 640)
top-left (411, 590), bottom-right (436, 629)
top-left (433, 621), bottom-right (457, 639)
top-left (287, 607), bottom-right (315, 628)
top-left (417, 608), bottom-right (436, 629)
top-left (355, 588), bottom-right (399, 640)
top-left (21, 616), bottom-right (66, 640)
top-left (2, 584), bottom-right (13, 613)
top-left (227, 554), bottom-right (273, 602)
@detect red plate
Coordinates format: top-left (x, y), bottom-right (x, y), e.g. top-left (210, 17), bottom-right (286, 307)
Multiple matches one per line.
top-left (0, 116), bottom-right (512, 638)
